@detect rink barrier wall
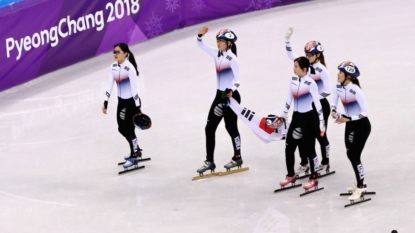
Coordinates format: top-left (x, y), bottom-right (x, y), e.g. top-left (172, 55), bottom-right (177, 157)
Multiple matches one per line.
top-left (0, 0), bottom-right (309, 92)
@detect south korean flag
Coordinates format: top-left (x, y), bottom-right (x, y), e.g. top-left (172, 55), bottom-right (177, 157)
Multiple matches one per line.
top-left (228, 98), bottom-right (289, 143)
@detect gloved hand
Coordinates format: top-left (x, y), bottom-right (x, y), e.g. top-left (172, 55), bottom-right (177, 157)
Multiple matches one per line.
top-left (221, 88), bottom-right (232, 106)
top-left (285, 27), bottom-right (293, 42)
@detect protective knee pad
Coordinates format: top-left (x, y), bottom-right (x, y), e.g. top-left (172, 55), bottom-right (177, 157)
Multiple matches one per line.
top-left (119, 108), bottom-right (126, 120)
top-left (293, 127), bottom-right (302, 139)
top-left (214, 104), bottom-right (223, 117)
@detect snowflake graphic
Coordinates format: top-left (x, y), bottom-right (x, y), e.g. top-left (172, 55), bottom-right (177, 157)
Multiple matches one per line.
top-left (191, 0), bottom-right (206, 13)
top-left (145, 12), bottom-right (163, 38)
top-left (246, 0), bottom-right (282, 11)
top-left (166, 0), bottom-right (179, 13)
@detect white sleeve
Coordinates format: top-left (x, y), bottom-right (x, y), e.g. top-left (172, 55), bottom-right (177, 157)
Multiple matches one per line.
top-left (285, 42), bottom-right (299, 61)
top-left (230, 57), bottom-right (240, 91)
top-left (197, 36), bottom-right (218, 58)
top-left (330, 85), bottom-right (339, 113)
top-left (351, 88), bottom-right (369, 121)
top-left (319, 67), bottom-right (331, 98)
top-left (128, 65), bottom-right (141, 107)
top-left (310, 81), bottom-right (324, 121)
top-left (105, 66), bottom-right (115, 102)
top-left (281, 80), bottom-right (293, 117)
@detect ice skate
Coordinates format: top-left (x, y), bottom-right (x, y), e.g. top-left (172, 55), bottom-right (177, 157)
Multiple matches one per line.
top-left (300, 178), bottom-right (324, 196)
top-left (296, 164), bottom-right (312, 179)
top-left (192, 161), bottom-right (220, 181)
top-left (344, 187), bottom-right (372, 208)
top-left (315, 163), bottom-right (336, 178)
top-left (118, 150), bottom-right (150, 166)
top-left (223, 158), bottom-right (243, 171)
top-left (124, 149), bottom-right (142, 160)
top-left (274, 175), bottom-right (301, 193)
top-left (118, 151), bottom-right (149, 175)
top-left (340, 183), bottom-right (375, 196)
top-left (295, 164), bottom-right (309, 175)
top-left (219, 158), bottom-right (249, 177)
top-left (197, 161), bottom-right (216, 175)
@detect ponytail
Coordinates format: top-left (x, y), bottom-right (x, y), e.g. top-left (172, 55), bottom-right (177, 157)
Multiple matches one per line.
top-left (318, 52), bottom-right (326, 67)
top-left (351, 77), bottom-right (361, 88)
top-left (128, 50), bottom-right (139, 76)
top-left (230, 43), bottom-right (237, 57)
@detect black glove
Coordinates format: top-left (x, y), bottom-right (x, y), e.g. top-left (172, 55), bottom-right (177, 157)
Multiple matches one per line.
top-left (221, 88), bottom-right (232, 106)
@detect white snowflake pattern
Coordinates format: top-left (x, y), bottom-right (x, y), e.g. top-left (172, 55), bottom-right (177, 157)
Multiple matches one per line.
top-left (246, 0), bottom-right (282, 11)
top-left (145, 12), bottom-right (163, 38)
top-left (166, 0), bottom-right (179, 12)
top-left (191, 0), bottom-right (206, 13)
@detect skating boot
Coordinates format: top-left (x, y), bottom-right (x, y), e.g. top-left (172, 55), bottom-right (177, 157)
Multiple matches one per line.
top-left (347, 183), bottom-right (367, 193)
top-left (224, 158), bottom-right (243, 171)
top-left (197, 161), bottom-right (216, 176)
top-left (317, 163), bottom-right (330, 172)
top-left (274, 175), bottom-right (301, 193)
top-left (348, 187), bottom-right (366, 202)
top-left (123, 151), bottom-right (142, 169)
top-left (295, 164), bottom-right (309, 175)
top-left (124, 149), bottom-right (142, 160)
top-left (303, 178), bottom-right (319, 191)
top-left (279, 175), bottom-right (298, 188)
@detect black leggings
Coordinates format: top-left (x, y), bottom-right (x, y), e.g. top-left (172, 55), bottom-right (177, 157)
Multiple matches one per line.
top-left (205, 90), bottom-right (241, 162)
top-left (117, 97), bottom-right (140, 155)
top-left (345, 118), bottom-right (371, 187)
top-left (285, 111), bottom-right (319, 178)
top-left (302, 98), bottom-right (330, 165)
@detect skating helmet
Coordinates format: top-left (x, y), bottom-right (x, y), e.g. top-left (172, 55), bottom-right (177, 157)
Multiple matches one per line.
top-left (338, 61), bottom-right (360, 78)
top-left (133, 114), bottom-right (152, 130)
top-left (304, 41), bottom-right (324, 54)
top-left (216, 29), bottom-right (237, 42)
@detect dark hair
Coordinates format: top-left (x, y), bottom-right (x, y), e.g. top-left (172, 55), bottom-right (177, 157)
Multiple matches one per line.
top-left (317, 52), bottom-right (326, 67)
top-left (225, 41), bottom-right (237, 56)
top-left (294, 56), bottom-right (315, 74)
top-left (350, 76), bottom-right (361, 88)
top-left (114, 43), bottom-right (139, 76)
top-left (343, 73), bottom-right (361, 88)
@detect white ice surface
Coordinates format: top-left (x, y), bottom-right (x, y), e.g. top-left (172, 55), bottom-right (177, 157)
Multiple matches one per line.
top-left (1, 0), bottom-right (414, 232)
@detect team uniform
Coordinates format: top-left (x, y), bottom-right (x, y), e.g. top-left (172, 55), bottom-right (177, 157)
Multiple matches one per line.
top-left (196, 30), bottom-right (243, 174)
top-left (104, 60), bottom-right (141, 168)
top-left (285, 41), bottom-right (331, 169)
top-left (279, 74), bottom-right (324, 190)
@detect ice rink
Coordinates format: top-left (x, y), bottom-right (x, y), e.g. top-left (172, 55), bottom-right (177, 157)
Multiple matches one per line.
top-left (1, 0), bottom-right (414, 232)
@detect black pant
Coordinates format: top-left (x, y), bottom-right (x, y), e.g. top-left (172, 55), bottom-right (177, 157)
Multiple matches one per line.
top-left (285, 111), bottom-right (319, 178)
top-left (301, 98), bottom-right (330, 165)
top-left (117, 97), bottom-right (140, 155)
top-left (345, 117), bottom-right (371, 187)
top-left (205, 90), bottom-right (241, 162)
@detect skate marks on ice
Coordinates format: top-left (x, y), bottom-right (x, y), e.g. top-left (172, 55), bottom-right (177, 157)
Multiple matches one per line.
top-left (118, 158), bottom-right (151, 175)
top-left (253, 207), bottom-right (290, 233)
top-left (0, 190), bottom-right (73, 207)
top-left (191, 167), bottom-right (249, 181)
